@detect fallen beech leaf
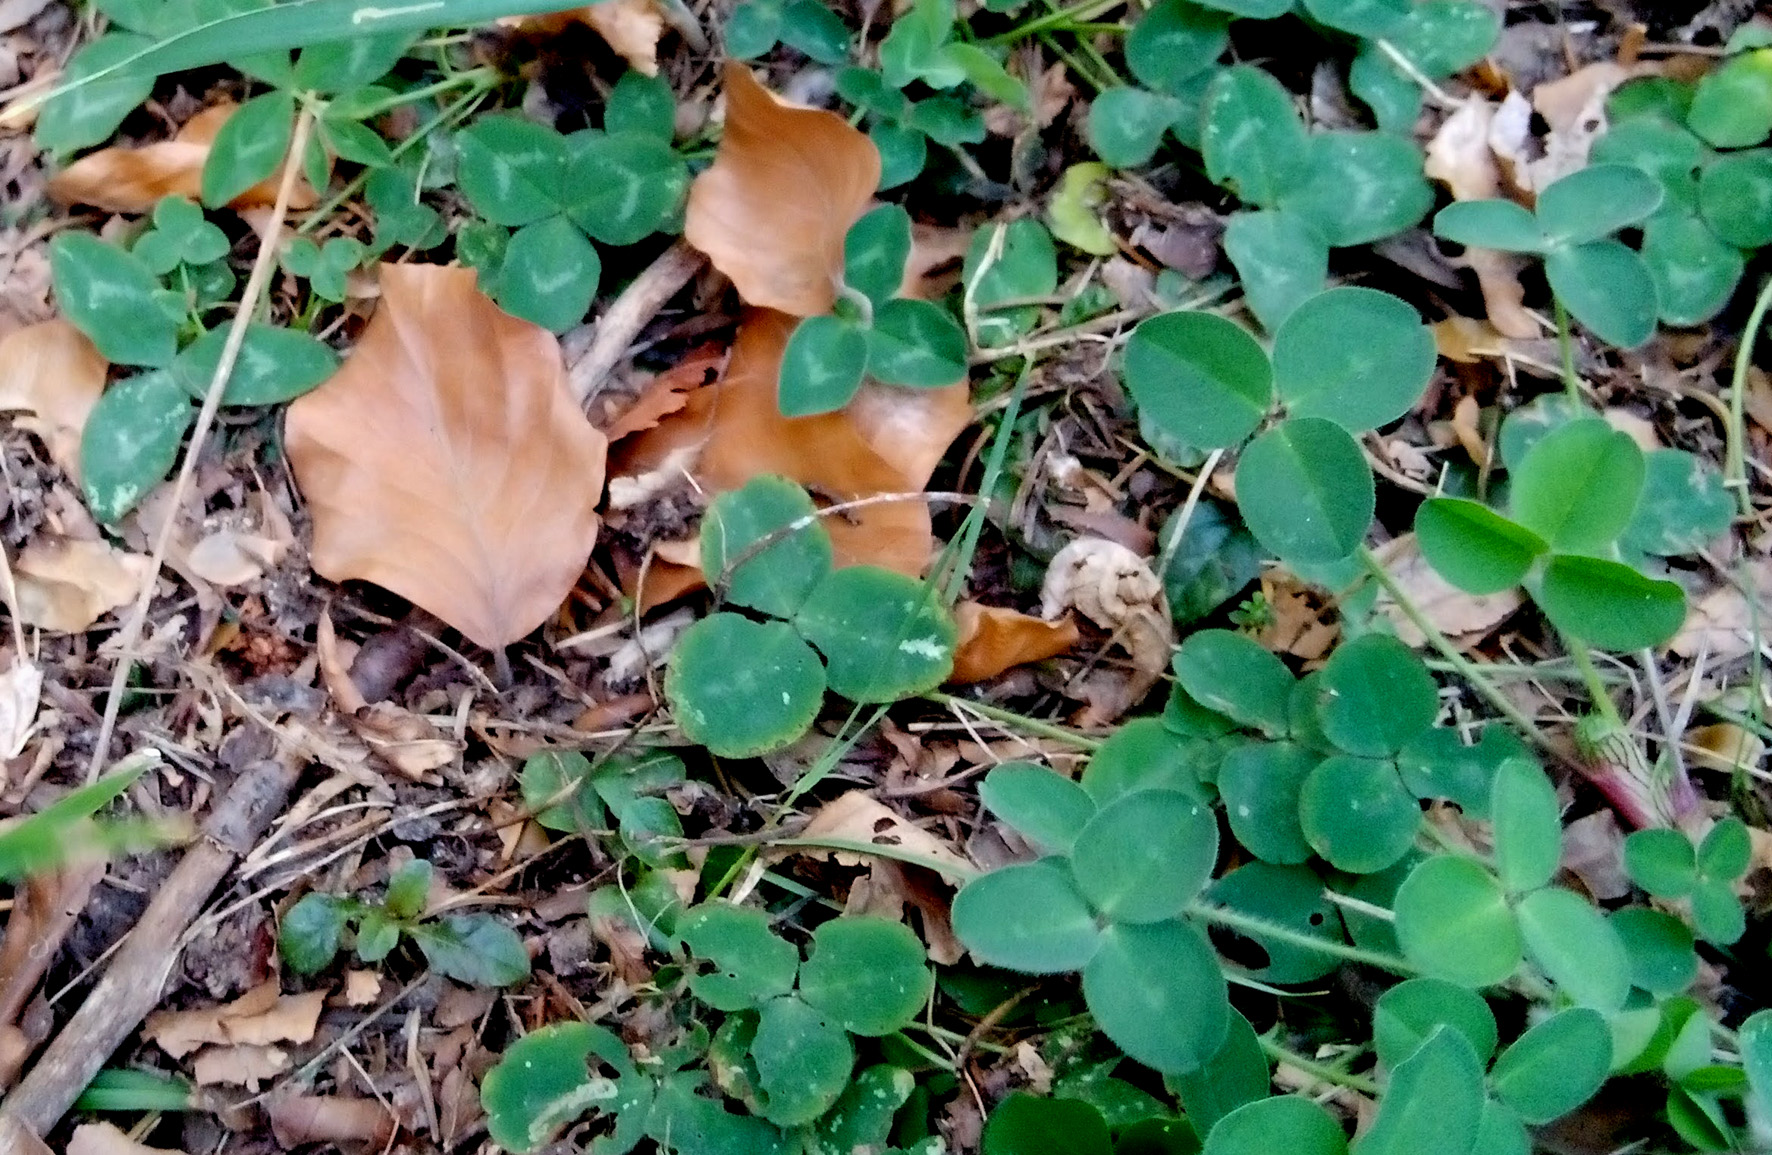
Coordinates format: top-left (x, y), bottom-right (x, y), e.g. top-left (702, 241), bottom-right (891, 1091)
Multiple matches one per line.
top-left (144, 982), bottom-right (325, 1059)
top-left (0, 658), bottom-right (43, 760)
top-left (13, 536), bottom-right (151, 633)
top-left (950, 603), bottom-right (1080, 683)
top-left (48, 103), bottom-right (316, 214)
top-left (67, 1123), bottom-right (189, 1155)
top-left (1375, 535), bottom-right (1523, 647)
top-left (191, 1043), bottom-right (287, 1089)
top-left (684, 64), bottom-right (881, 316)
top-left (772, 789), bottom-right (974, 881)
top-left (0, 319), bottom-right (108, 479)
top-left (286, 265), bottom-right (608, 649)
top-left (268, 1095), bottom-right (396, 1147)
top-left (598, 344), bottom-right (724, 442)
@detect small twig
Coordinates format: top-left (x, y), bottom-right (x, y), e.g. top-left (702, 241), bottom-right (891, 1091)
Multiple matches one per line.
top-left (1374, 38), bottom-right (1458, 107)
top-left (85, 108), bottom-right (317, 782)
top-left (564, 239), bottom-right (709, 408)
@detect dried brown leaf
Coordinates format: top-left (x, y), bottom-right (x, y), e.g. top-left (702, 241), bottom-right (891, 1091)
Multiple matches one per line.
top-left (0, 319), bottom-right (107, 479)
top-left (1039, 538), bottom-right (1173, 680)
top-left (144, 982), bottom-right (324, 1059)
top-left (48, 103), bottom-right (316, 214)
top-left (191, 1043), bottom-right (287, 1088)
top-left (950, 603), bottom-right (1080, 683)
top-left (349, 701), bottom-right (460, 779)
top-left (268, 1095), bottom-right (396, 1147)
top-left (285, 265), bottom-right (608, 649)
top-left (13, 536), bottom-right (150, 633)
top-left (66, 1123), bottom-right (189, 1155)
top-left (598, 344), bottom-right (723, 442)
top-left (684, 65), bottom-right (881, 315)
top-left (1375, 535), bottom-right (1523, 647)
top-left (778, 790), bottom-right (974, 881)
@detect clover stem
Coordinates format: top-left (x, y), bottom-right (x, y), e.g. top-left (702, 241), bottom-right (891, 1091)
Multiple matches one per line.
top-left (926, 691), bottom-right (1104, 751)
top-left (1553, 296), bottom-right (1582, 401)
top-left (1256, 1036), bottom-right (1380, 1096)
top-left (1565, 637), bottom-right (1625, 732)
top-left (1727, 275), bottom-right (1772, 515)
top-left (1357, 547), bottom-right (1560, 759)
top-left (982, 0), bottom-right (1128, 46)
top-left (342, 67), bottom-right (498, 121)
top-left (1187, 902), bottom-right (1418, 976)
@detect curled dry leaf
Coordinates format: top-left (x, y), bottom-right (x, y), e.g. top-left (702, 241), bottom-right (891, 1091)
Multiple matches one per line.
top-left (772, 789), bottom-right (974, 882)
top-left (1424, 99), bottom-right (1537, 339)
top-left (0, 658), bottom-right (43, 760)
top-left (268, 1095), bottom-right (395, 1148)
top-left (191, 1043), bottom-right (287, 1089)
top-left (66, 1123), bottom-right (189, 1155)
top-left (348, 701), bottom-right (460, 779)
top-left (48, 103), bottom-right (316, 214)
top-left (0, 319), bottom-right (107, 480)
top-left (13, 536), bottom-right (151, 633)
top-left (144, 982), bottom-right (325, 1059)
top-left (684, 64), bottom-right (881, 316)
top-left (286, 265), bottom-right (608, 650)
top-left (1375, 535), bottom-right (1524, 648)
top-left (949, 602), bottom-right (1081, 684)
top-left (1039, 538), bottom-right (1174, 679)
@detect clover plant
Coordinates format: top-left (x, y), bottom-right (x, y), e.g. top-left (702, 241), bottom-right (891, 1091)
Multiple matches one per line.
top-left (1121, 285), bottom-right (1435, 564)
top-left (777, 205), bottom-right (970, 415)
top-left (481, 907), bottom-right (937, 1153)
top-left (278, 857), bottom-right (531, 986)
top-left (726, 0), bottom-right (852, 65)
top-left (665, 476), bottom-right (958, 757)
top-left (1623, 819), bottom-right (1752, 946)
top-left (962, 218), bottom-right (1060, 346)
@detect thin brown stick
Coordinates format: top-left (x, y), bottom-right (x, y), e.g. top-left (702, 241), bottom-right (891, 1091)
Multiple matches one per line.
top-left (85, 109), bottom-right (318, 782)
top-left (564, 238), bottom-right (708, 407)
top-left (0, 749), bottom-right (305, 1136)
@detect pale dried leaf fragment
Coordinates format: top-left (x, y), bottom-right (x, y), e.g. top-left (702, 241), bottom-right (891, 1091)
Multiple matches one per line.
top-left (775, 789), bottom-right (974, 882)
top-left (0, 659), bottom-right (42, 760)
top-left (1424, 99), bottom-right (1537, 339)
top-left (1687, 723), bottom-right (1765, 776)
top-left (348, 702), bottom-right (460, 779)
top-left (1670, 566), bottom-right (1772, 662)
top-left (268, 1095), bottom-right (396, 1147)
top-left (184, 528), bottom-right (286, 587)
top-left (950, 603), bottom-right (1080, 683)
top-left (13, 536), bottom-right (152, 633)
top-left (66, 1123), bottom-right (190, 1155)
top-left (0, 320), bottom-right (108, 479)
top-left (191, 1043), bottom-right (288, 1089)
top-left (684, 65), bottom-right (881, 316)
top-left (144, 983), bottom-right (325, 1058)
top-left (1375, 535), bottom-right (1523, 647)
top-left (1039, 538), bottom-right (1173, 680)
top-left (285, 265), bottom-right (608, 649)
top-left (48, 103), bottom-right (316, 214)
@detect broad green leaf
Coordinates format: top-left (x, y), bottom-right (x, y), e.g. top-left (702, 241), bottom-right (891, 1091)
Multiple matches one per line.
top-left (1381, 0), bottom-right (1501, 78)
top-left (1127, 0), bottom-right (1230, 92)
top-left (1201, 65), bottom-right (1311, 207)
top-left (1163, 500), bottom-right (1265, 628)
top-left (819, 1065), bottom-right (913, 1153)
top-left (797, 918), bottom-right (933, 1036)
top-left (1489, 1008), bottom-right (1612, 1124)
top-left (1122, 311), bottom-right (1273, 450)
top-left (1218, 741), bottom-right (1316, 864)
top-left (1314, 633), bottom-right (1438, 757)
top-left (679, 903), bottom-right (799, 1011)
top-left (279, 893), bottom-right (348, 974)
top-left (1414, 499), bottom-right (1546, 594)
top-left (172, 322), bottom-right (338, 406)
top-left (1590, 119), bottom-right (1706, 211)
top-left (1235, 417), bottom-right (1375, 564)
top-left (1738, 1010), bottom-right (1772, 1129)
top-left (1396, 725), bottom-right (1527, 818)
top-left (1611, 907), bottom-right (1697, 995)
top-left (1699, 817), bottom-right (1751, 880)
top-left (383, 858), bottom-right (432, 921)
top-left (455, 116), bottom-right (568, 227)
top-left (905, 94), bottom-right (986, 144)
top-left (983, 1094), bottom-right (1112, 1155)
top-left (1374, 978), bottom-right (1498, 1068)
top-left (1172, 629), bottom-right (1294, 737)
top-left (1698, 148), bottom-right (1772, 248)
top-left (878, 0), bottom-right (964, 89)
top-left (319, 114), bottom-right (394, 168)
top-left (1082, 918), bottom-right (1229, 1075)
top-left (481, 1023), bottom-right (635, 1154)
top-left (1087, 86), bottom-right (1182, 165)
top-left (1349, 47), bottom-right (1421, 133)
top-left (492, 216), bottom-right (599, 332)
top-left (1300, 0), bottom-right (1407, 37)
top-left (1353, 1027), bottom-right (1484, 1155)
top-left (1271, 287), bottom-right (1435, 432)
top-left (779, 0), bottom-right (852, 63)
top-left (1071, 789), bottom-right (1218, 923)
top-left (844, 204), bottom-right (914, 309)
top-left (1202, 1096), bottom-right (1347, 1155)
top-left (1641, 210), bottom-right (1743, 328)
top-left (1394, 855), bottom-right (1520, 987)
top-left (1543, 239), bottom-right (1659, 349)
top-left (35, 33), bottom-right (157, 153)
top-left (1623, 828), bottom-right (1698, 897)
top-left (1686, 48), bottom-right (1772, 148)
top-left (1279, 131), bottom-right (1432, 247)
top-left (200, 91), bottom-right (295, 208)
top-left (752, 995), bottom-right (854, 1126)
top-left (664, 614), bottom-right (825, 757)
top-left (1299, 755), bottom-right (1420, 874)
top-left (794, 566), bottom-right (956, 701)
top-left (1622, 447), bottom-right (1734, 556)
top-left (979, 762), bottom-right (1096, 854)
top-left (871, 122), bottom-right (927, 191)
top-left (963, 219), bottom-right (1058, 345)
top-left (561, 131), bottom-right (687, 245)
top-left (1534, 555), bottom-right (1685, 650)
top-left (520, 750), bottom-right (602, 833)
top-left (1222, 210), bottom-right (1328, 331)
top-left (1508, 420), bottom-right (1645, 553)
top-left (866, 298), bottom-right (968, 387)
top-left (700, 477), bottom-right (832, 619)
top-left (50, 233), bottom-right (180, 368)
top-left (1515, 887), bottom-right (1629, 1010)
top-left (1497, 393), bottom-right (1592, 471)
top-left (1489, 758), bottom-right (1562, 893)
top-left (1432, 199), bottom-right (1544, 253)
top-left (951, 859), bottom-right (1105, 973)
top-left (605, 69), bottom-right (677, 141)
top-left (293, 29), bottom-right (411, 91)
top-left (81, 370), bottom-right (195, 523)
top-left (1692, 876), bottom-right (1745, 944)
top-left (1472, 1101), bottom-right (1530, 1155)
top-left (1081, 716), bottom-right (1214, 802)
top-left (1169, 1010), bottom-right (1269, 1135)
top-left (1609, 76), bottom-right (1696, 124)
top-left (778, 315), bottom-right (869, 416)
top-left (1535, 164), bottom-right (1664, 247)
top-left (1208, 861), bottom-right (1342, 983)
top-left (408, 914), bottom-right (531, 986)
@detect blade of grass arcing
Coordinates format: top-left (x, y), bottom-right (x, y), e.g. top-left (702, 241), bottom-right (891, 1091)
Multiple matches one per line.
top-left (84, 109), bottom-right (316, 783)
